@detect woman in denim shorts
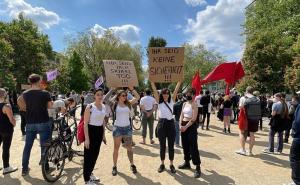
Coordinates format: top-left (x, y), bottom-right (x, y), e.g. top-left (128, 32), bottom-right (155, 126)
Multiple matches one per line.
top-left (107, 87), bottom-right (140, 176)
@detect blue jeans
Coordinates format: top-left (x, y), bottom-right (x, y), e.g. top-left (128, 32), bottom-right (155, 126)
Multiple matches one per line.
top-left (22, 122), bottom-right (52, 170)
top-left (175, 121), bottom-right (180, 145)
top-left (268, 129), bottom-right (283, 152)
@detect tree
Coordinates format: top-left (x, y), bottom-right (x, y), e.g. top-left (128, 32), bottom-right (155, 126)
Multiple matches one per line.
top-left (242, 0), bottom-right (300, 93)
top-left (67, 30), bottom-right (145, 89)
top-left (0, 14), bottom-right (53, 90)
top-left (68, 51), bottom-right (88, 92)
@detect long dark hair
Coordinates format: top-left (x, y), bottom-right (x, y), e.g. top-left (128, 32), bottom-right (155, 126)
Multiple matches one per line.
top-left (159, 88), bottom-right (171, 104)
top-left (115, 90), bottom-right (131, 108)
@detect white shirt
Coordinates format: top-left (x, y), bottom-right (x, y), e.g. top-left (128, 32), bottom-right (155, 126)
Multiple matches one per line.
top-left (114, 105), bottom-right (134, 127)
top-left (89, 103), bottom-right (108, 126)
top-left (158, 100), bottom-right (174, 120)
top-left (194, 95), bottom-right (203, 107)
top-left (182, 103), bottom-right (193, 119)
top-left (140, 96), bottom-right (157, 111)
top-left (239, 93), bottom-right (254, 107)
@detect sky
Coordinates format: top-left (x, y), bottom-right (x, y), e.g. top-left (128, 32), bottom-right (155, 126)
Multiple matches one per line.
top-left (0, 0), bottom-right (252, 63)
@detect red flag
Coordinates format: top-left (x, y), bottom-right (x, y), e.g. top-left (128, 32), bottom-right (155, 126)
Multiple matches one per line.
top-left (233, 61), bottom-right (245, 82)
top-left (192, 71), bottom-right (202, 96)
top-left (202, 62), bottom-right (237, 84)
top-left (225, 83), bottom-right (230, 95)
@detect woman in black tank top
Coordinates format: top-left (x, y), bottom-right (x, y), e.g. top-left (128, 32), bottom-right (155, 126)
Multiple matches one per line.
top-left (0, 88), bottom-right (17, 174)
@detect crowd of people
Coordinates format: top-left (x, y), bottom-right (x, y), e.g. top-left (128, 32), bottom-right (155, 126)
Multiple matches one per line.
top-left (0, 73), bottom-right (299, 185)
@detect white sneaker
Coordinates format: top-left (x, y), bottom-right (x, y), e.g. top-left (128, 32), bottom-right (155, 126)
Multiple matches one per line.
top-left (3, 166), bottom-right (18, 175)
top-left (90, 173), bottom-right (100, 182)
top-left (235, 149), bottom-right (246, 156)
top-left (85, 180), bottom-right (96, 185)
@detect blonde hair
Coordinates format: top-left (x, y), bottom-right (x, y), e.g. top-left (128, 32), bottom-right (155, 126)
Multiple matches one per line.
top-left (224, 95), bottom-right (230, 101)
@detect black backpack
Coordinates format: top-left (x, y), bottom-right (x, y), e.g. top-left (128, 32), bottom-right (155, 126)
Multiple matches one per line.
top-left (244, 96), bottom-right (262, 120)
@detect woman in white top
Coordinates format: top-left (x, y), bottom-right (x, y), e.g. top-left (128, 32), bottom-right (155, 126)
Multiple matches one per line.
top-left (83, 89), bottom-right (108, 185)
top-left (178, 88), bottom-right (201, 178)
top-left (108, 87), bottom-right (140, 176)
top-left (151, 81), bottom-right (181, 174)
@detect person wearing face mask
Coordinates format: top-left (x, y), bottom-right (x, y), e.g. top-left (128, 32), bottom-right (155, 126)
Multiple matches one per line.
top-left (178, 88), bottom-right (201, 178)
top-left (285, 96), bottom-right (300, 143)
top-left (200, 90), bottom-right (214, 130)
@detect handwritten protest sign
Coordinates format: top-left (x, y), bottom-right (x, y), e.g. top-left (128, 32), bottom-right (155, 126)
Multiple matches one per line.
top-left (103, 60), bottom-right (138, 87)
top-left (148, 47), bottom-right (184, 83)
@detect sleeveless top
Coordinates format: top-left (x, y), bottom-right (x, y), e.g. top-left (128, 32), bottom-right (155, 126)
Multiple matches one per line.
top-left (0, 103), bottom-right (13, 133)
top-left (182, 103), bottom-right (193, 119)
top-left (89, 103), bottom-right (107, 126)
top-left (114, 105), bottom-right (132, 127)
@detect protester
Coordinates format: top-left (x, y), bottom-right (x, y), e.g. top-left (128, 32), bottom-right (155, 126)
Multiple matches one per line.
top-left (194, 90), bottom-right (204, 128)
top-left (231, 91), bottom-right (240, 123)
top-left (173, 93), bottom-right (184, 147)
top-left (83, 88), bottom-right (108, 185)
top-left (0, 88), bottom-right (18, 174)
top-left (139, 88), bottom-right (157, 145)
top-left (200, 90), bottom-right (213, 130)
top-left (290, 96), bottom-right (300, 185)
top-left (18, 89), bottom-right (27, 136)
top-left (236, 86), bottom-right (261, 156)
top-left (17, 74), bottom-right (53, 176)
top-left (222, 95), bottom-right (232, 133)
top-left (285, 96), bottom-right (300, 143)
top-left (178, 88), bottom-right (201, 178)
top-left (263, 93), bottom-right (289, 154)
top-left (151, 82), bottom-right (181, 174)
top-left (106, 87), bottom-right (140, 176)
top-left (266, 94), bottom-right (273, 118)
top-left (253, 91), bottom-right (264, 130)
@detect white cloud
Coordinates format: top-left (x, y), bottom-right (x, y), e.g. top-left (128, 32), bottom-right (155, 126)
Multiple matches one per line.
top-left (4, 0), bottom-right (60, 29)
top-left (91, 24), bottom-right (140, 45)
top-left (185, 0), bottom-right (207, 7)
top-left (185, 0), bottom-right (252, 60)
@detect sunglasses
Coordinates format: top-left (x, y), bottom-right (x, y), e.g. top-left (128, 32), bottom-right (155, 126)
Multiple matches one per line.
top-left (162, 92), bottom-right (169, 95)
top-left (121, 94), bottom-right (127, 97)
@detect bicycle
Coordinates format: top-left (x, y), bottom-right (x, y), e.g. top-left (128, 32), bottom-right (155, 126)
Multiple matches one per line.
top-left (41, 106), bottom-right (84, 182)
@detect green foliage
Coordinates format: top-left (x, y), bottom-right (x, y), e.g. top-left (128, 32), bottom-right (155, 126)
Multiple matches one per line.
top-left (67, 30), bottom-right (145, 89)
top-left (148, 36), bottom-right (167, 47)
top-left (0, 14), bottom-right (53, 90)
top-left (68, 51), bottom-right (88, 92)
top-left (242, 0), bottom-right (300, 93)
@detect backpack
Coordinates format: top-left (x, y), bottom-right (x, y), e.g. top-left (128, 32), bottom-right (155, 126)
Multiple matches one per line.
top-left (244, 96), bottom-right (261, 120)
top-left (77, 104), bottom-right (93, 144)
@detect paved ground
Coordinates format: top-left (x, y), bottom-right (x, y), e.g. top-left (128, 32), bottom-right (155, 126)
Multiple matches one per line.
top-left (0, 112), bottom-right (293, 185)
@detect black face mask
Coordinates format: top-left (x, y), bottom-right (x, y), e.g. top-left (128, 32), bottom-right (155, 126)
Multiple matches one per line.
top-left (186, 96), bottom-right (193, 101)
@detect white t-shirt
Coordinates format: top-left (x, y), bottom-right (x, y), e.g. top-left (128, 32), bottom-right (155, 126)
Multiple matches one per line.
top-left (48, 100), bottom-right (65, 118)
top-left (158, 100), bottom-right (174, 120)
top-left (89, 103), bottom-right (108, 126)
top-left (182, 103), bottom-right (193, 119)
top-left (114, 105), bottom-right (134, 127)
top-left (194, 95), bottom-right (203, 107)
top-left (140, 96), bottom-right (157, 111)
top-left (239, 93), bottom-right (254, 107)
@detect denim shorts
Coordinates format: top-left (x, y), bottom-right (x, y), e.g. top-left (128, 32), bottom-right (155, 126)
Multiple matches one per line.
top-left (113, 125), bottom-right (132, 137)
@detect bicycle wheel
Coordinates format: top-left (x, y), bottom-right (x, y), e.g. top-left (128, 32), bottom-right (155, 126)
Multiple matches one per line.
top-left (42, 142), bottom-right (66, 182)
top-left (105, 118), bottom-right (114, 131)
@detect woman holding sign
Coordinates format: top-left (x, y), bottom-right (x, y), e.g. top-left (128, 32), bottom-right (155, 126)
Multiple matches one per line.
top-left (151, 81), bottom-right (181, 174)
top-left (105, 87), bottom-right (140, 176)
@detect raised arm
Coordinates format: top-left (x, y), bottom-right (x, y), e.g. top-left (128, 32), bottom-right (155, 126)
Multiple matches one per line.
top-left (151, 82), bottom-right (159, 103)
top-left (128, 86), bottom-right (140, 105)
top-left (172, 81), bottom-right (182, 102)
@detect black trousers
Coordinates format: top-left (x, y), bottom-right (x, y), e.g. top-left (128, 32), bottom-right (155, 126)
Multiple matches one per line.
top-left (202, 111), bottom-right (211, 128)
top-left (20, 111), bottom-right (26, 135)
top-left (181, 122), bottom-right (201, 165)
top-left (0, 131), bottom-right (13, 168)
top-left (84, 125), bottom-right (103, 182)
top-left (157, 119), bottom-right (176, 161)
top-left (290, 139), bottom-right (300, 185)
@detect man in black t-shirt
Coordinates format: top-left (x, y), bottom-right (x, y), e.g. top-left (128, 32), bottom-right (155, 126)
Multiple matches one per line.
top-left (17, 74), bottom-right (53, 176)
